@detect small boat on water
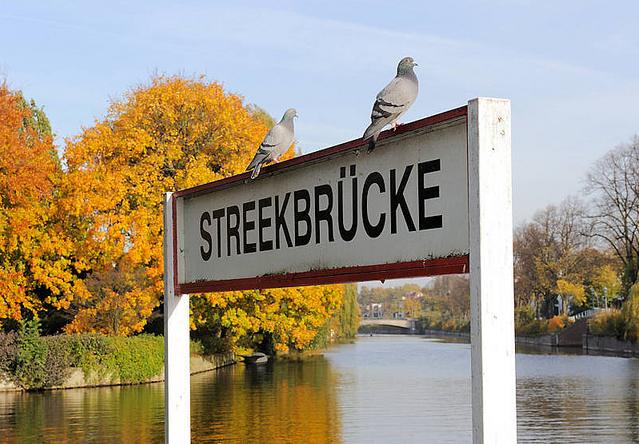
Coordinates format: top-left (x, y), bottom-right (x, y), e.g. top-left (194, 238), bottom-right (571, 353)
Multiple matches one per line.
top-left (242, 352), bottom-right (268, 365)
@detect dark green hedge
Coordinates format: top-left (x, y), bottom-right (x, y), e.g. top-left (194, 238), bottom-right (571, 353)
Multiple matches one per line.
top-left (0, 320), bottom-right (166, 390)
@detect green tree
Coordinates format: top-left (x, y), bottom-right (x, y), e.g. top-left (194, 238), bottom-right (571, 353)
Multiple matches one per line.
top-left (333, 284), bottom-right (360, 338)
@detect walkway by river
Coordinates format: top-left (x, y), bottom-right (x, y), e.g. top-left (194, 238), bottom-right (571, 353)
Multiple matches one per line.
top-left (2, 335), bottom-right (639, 442)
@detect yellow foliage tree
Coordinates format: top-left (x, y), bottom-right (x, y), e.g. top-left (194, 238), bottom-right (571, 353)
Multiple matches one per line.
top-left (556, 279), bottom-right (586, 306)
top-left (402, 297), bottom-right (422, 319)
top-left (592, 264), bottom-right (621, 301)
top-left (192, 285), bottom-right (344, 352)
top-left (58, 75), bottom-right (320, 338)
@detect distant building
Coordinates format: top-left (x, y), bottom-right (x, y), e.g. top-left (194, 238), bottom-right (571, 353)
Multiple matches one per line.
top-left (362, 303), bottom-right (384, 319)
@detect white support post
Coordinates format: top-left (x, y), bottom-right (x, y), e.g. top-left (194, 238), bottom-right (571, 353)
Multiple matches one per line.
top-left (468, 98), bottom-right (517, 443)
top-left (163, 192), bottom-right (191, 444)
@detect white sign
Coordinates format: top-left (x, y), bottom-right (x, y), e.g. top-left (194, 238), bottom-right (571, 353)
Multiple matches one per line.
top-left (173, 109), bottom-right (469, 292)
top-left (164, 99), bottom-right (517, 444)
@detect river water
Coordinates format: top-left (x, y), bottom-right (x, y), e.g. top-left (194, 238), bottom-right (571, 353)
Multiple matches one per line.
top-left (2, 335), bottom-right (639, 443)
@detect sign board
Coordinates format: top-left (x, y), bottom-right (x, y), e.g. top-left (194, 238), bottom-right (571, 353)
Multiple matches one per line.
top-left (172, 107), bottom-right (469, 293)
top-left (164, 99), bottom-right (517, 444)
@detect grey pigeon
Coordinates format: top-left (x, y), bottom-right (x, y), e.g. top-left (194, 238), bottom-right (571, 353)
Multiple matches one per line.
top-left (363, 57), bottom-right (418, 152)
top-left (246, 108), bottom-right (297, 179)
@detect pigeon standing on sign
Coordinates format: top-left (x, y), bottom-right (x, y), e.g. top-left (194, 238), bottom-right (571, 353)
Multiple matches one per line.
top-left (363, 57), bottom-right (419, 152)
top-left (246, 108), bottom-right (297, 179)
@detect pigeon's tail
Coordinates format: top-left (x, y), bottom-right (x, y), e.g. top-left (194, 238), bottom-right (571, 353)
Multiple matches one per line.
top-left (250, 163), bottom-right (262, 180)
top-left (363, 126), bottom-right (382, 153)
top-left (363, 119), bottom-right (387, 153)
top-left (247, 149), bottom-right (269, 178)
top-left (363, 122), bottom-right (381, 142)
top-left (246, 156), bottom-right (260, 172)
top-left (367, 134), bottom-right (379, 153)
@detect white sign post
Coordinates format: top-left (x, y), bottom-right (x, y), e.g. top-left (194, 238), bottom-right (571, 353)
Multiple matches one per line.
top-left (163, 193), bottom-right (191, 443)
top-left (163, 98), bottom-right (517, 443)
top-left (468, 98), bottom-right (517, 443)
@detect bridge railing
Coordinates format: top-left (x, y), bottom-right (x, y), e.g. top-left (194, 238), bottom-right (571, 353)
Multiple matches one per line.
top-left (568, 308), bottom-right (606, 322)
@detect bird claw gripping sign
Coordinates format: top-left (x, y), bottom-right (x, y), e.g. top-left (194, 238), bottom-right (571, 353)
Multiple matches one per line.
top-left (172, 107), bottom-right (469, 293)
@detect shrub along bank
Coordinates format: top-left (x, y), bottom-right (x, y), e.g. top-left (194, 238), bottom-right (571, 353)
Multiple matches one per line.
top-left (514, 306), bottom-right (572, 336)
top-left (587, 284), bottom-right (639, 342)
top-left (1, 300), bottom-right (360, 391)
top-left (1, 320), bottom-right (168, 390)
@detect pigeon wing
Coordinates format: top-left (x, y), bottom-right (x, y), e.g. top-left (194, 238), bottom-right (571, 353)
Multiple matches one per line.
top-left (247, 124), bottom-right (286, 171)
top-left (374, 77), bottom-right (415, 117)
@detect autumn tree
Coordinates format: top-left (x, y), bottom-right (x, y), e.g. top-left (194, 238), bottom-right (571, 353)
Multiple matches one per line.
top-left (427, 275), bottom-right (470, 325)
top-left (0, 84), bottom-right (77, 326)
top-left (555, 279), bottom-right (585, 310)
top-left (513, 198), bottom-right (590, 316)
top-left (358, 284), bottom-right (421, 317)
top-left (591, 264), bottom-right (622, 307)
top-left (402, 297), bottom-right (422, 319)
top-left (192, 285), bottom-right (344, 353)
top-left (586, 136), bottom-right (639, 296)
top-left (58, 75), bottom-right (345, 344)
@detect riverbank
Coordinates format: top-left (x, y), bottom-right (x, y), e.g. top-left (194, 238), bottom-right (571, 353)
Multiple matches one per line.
top-left (421, 328), bottom-right (639, 358)
top-left (0, 329), bottom-right (237, 392)
top-left (0, 352), bottom-right (235, 392)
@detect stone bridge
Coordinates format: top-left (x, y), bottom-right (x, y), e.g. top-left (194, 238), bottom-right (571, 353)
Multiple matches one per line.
top-left (359, 318), bottom-right (418, 333)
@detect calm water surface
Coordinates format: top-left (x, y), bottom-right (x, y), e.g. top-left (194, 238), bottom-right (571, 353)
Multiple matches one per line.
top-left (2, 335), bottom-right (639, 443)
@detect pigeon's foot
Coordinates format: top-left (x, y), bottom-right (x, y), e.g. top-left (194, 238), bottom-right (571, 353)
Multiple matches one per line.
top-left (367, 139), bottom-right (377, 153)
top-left (392, 122), bottom-right (404, 131)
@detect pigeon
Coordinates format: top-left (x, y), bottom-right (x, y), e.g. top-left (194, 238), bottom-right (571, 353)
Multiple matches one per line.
top-left (363, 57), bottom-right (419, 152)
top-left (246, 108), bottom-right (297, 179)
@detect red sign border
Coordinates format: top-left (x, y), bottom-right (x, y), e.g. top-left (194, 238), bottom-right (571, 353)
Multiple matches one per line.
top-left (173, 105), bottom-right (469, 294)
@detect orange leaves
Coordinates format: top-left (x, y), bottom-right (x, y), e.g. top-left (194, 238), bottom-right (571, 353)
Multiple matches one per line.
top-left (0, 87), bottom-right (56, 207)
top-left (547, 315), bottom-right (565, 332)
top-left (64, 260), bottom-right (155, 336)
top-left (58, 75), bottom-right (273, 335)
top-left (0, 268), bottom-right (33, 320)
top-left (0, 85), bottom-right (62, 323)
top-left (2, 75), bottom-right (347, 344)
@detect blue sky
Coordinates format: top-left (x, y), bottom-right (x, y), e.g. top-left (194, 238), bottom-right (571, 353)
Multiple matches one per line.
top-left (2, 0), bottom-right (638, 225)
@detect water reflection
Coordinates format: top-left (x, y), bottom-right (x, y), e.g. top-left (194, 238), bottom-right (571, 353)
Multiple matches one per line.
top-left (517, 352), bottom-right (639, 442)
top-left (2, 336), bottom-right (639, 443)
top-left (0, 383), bottom-right (164, 443)
top-left (191, 357), bottom-right (341, 443)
